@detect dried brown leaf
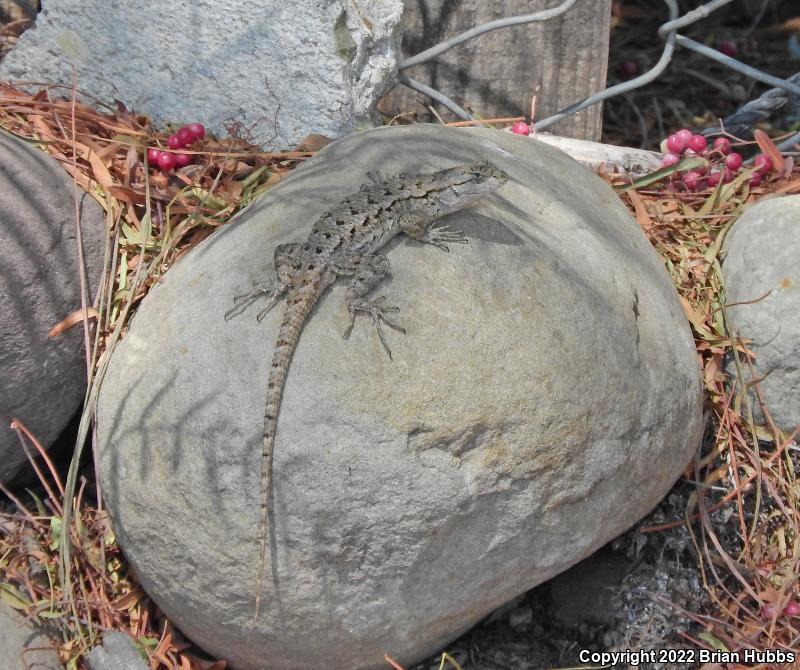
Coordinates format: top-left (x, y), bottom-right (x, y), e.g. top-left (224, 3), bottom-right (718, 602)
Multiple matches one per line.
top-left (107, 185), bottom-right (146, 205)
top-left (754, 129), bottom-right (785, 171)
top-left (48, 307), bottom-right (99, 337)
top-left (296, 133), bottom-right (333, 151)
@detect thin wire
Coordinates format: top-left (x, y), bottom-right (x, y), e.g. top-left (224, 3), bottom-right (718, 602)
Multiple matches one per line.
top-left (399, 76), bottom-right (475, 122)
top-left (675, 36), bottom-right (800, 99)
top-left (534, 0), bottom-right (679, 131)
top-left (397, 0), bottom-right (799, 148)
top-left (398, 0), bottom-right (579, 71)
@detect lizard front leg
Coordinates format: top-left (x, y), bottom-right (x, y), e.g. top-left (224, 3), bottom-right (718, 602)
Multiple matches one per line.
top-left (224, 243), bottom-right (302, 321)
top-left (332, 253), bottom-right (406, 359)
top-left (400, 216), bottom-right (468, 253)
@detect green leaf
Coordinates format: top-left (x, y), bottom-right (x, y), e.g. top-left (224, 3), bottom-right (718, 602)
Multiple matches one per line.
top-left (26, 489), bottom-right (48, 518)
top-left (38, 609), bottom-right (67, 619)
top-left (617, 156), bottom-right (707, 191)
top-left (49, 517), bottom-right (62, 551)
top-left (697, 631), bottom-right (729, 652)
top-left (111, 134), bottom-right (144, 148)
top-left (0, 583), bottom-right (31, 610)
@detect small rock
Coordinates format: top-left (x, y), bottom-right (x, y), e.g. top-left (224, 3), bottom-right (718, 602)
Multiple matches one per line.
top-left (88, 632), bottom-right (149, 670)
top-left (508, 606), bottom-right (533, 630)
top-left (0, 132), bottom-right (106, 483)
top-left (722, 195), bottom-right (800, 432)
top-left (0, 602), bottom-right (63, 670)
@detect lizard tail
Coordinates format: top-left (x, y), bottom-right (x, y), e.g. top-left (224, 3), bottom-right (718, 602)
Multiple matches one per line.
top-left (253, 280), bottom-right (323, 625)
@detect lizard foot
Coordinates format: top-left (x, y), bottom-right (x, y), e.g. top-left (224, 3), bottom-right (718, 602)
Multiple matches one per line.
top-left (418, 224), bottom-right (468, 252)
top-left (224, 281), bottom-right (288, 321)
top-left (344, 296), bottom-right (406, 360)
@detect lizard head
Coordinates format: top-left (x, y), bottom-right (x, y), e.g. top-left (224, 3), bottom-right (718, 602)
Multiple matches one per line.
top-left (425, 161), bottom-right (508, 214)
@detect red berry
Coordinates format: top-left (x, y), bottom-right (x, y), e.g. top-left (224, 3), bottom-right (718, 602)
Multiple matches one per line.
top-left (688, 134), bottom-right (707, 153)
top-left (713, 137), bottom-right (731, 155)
top-left (620, 61), bottom-right (639, 78)
top-left (676, 128), bottom-right (693, 144)
top-left (707, 171), bottom-right (721, 187)
top-left (749, 172), bottom-right (762, 187)
top-left (723, 168), bottom-right (735, 183)
top-left (753, 154), bottom-right (774, 173)
top-left (785, 600), bottom-right (800, 617)
top-left (511, 121), bottom-right (530, 136)
top-left (146, 147), bottom-right (160, 165)
top-left (157, 151), bottom-right (176, 171)
top-left (725, 152), bottom-right (743, 171)
top-left (683, 171), bottom-right (704, 191)
top-left (167, 134), bottom-right (183, 150)
top-left (665, 135), bottom-right (685, 154)
top-left (174, 152), bottom-right (193, 168)
top-left (177, 126), bottom-right (195, 147)
top-left (660, 153), bottom-right (680, 168)
top-left (187, 122), bottom-right (205, 140)
top-left (718, 40), bottom-right (738, 58)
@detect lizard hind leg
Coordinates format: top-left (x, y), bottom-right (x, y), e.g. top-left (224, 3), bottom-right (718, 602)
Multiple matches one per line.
top-left (335, 253), bottom-right (406, 360)
top-left (224, 243), bottom-right (303, 321)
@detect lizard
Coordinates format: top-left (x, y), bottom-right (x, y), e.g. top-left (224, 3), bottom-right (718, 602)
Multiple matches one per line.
top-left (224, 160), bottom-right (509, 623)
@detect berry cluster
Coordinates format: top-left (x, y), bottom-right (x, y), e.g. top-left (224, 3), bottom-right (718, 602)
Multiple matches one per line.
top-left (763, 599), bottom-right (800, 620)
top-left (659, 128), bottom-right (773, 191)
top-left (146, 122), bottom-right (206, 172)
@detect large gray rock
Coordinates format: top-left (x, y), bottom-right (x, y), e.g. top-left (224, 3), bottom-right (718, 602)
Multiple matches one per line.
top-left (0, 601), bottom-right (63, 670)
top-left (0, 0), bottom-right (402, 149)
top-left (0, 132), bottom-right (106, 483)
top-left (95, 125), bottom-right (703, 670)
top-left (723, 195), bottom-right (800, 432)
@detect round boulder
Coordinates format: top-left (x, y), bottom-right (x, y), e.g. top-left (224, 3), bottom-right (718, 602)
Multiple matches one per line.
top-left (0, 132), bottom-right (106, 483)
top-left (722, 195), bottom-right (800, 432)
top-left (96, 125), bottom-right (702, 669)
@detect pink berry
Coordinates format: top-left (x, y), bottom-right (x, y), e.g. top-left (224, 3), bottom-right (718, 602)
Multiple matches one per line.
top-left (688, 134), bottom-right (708, 153)
top-left (713, 137), bottom-right (731, 155)
top-left (177, 126), bottom-right (195, 147)
top-left (683, 171), bottom-right (704, 191)
top-left (660, 153), bottom-right (680, 168)
top-left (167, 134), bottom-right (183, 150)
top-left (749, 172), bottom-right (762, 187)
top-left (174, 153), bottom-right (194, 168)
top-left (146, 147), bottom-right (160, 164)
top-left (676, 128), bottom-right (693, 144)
top-left (725, 152), bottom-right (743, 171)
top-left (707, 171), bottom-right (721, 187)
top-left (718, 40), bottom-right (738, 58)
top-left (511, 121), bottom-right (530, 136)
top-left (188, 122), bottom-right (205, 140)
top-left (620, 61), bottom-right (639, 78)
top-left (723, 168), bottom-right (735, 183)
top-left (762, 602), bottom-right (777, 619)
top-left (784, 600), bottom-right (800, 617)
top-left (753, 154), bottom-right (774, 173)
top-left (157, 151), bottom-right (176, 172)
top-left (665, 134), bottom-right (685, 154)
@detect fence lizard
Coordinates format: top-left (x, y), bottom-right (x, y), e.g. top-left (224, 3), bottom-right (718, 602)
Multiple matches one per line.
top-left (225, 161), bottom-right (508, 623)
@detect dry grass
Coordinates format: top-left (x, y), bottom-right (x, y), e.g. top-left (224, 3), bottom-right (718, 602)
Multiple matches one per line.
top-left (609, 139), bottom-right (800, 662)
top-left (0, 80), bottom-right (799, 668)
